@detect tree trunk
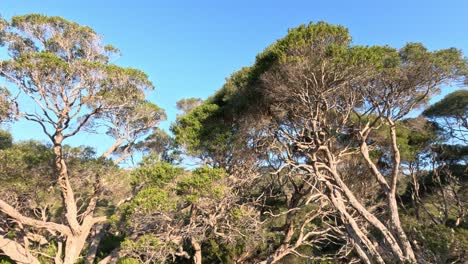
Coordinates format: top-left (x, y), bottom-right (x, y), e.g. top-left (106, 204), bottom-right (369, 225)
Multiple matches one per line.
top-left (410, 164), bottom-right (421, 220)
top-left (101, 139), bottom-right (123, 159)
top-left (86, 224), bottom-right (108, 264)
top-left (53, 135), bottom-right (81, 234)
top-left (261, 221), bottom-right (295, 264)
top-left (55, 241), bottom-right (63, 264)
top-left (62, 219), bottom-right (97, 264)
top-left (63, 235), bottom-right (87, 264)
top-left (52, 134), bottom-right (100, 264)
top-left (326, 184), bottom-right (384, 264)
top-left (388, 123), bottom-right (417, 263)
top-left (0, 237), bottom-right (40, 264)
top-left (191, 237), bottom-right (202, 264)
top-left (359, 128), bottom-right (416, 263)
top-left (315, 156), bottom-right (406, 262)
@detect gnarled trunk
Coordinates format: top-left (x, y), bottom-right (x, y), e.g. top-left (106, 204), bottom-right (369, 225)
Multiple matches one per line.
top-left (63, 217), bottom-right (100, 264)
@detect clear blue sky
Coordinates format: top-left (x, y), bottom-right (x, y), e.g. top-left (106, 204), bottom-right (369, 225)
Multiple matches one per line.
top-left (1, 0), bottom-right (467, 157)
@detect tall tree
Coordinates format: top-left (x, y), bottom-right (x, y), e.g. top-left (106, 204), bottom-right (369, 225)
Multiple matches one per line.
top-left (0, 14), bottom-right (163, 263)
top-left (173, 22), bottom-right (468, 263)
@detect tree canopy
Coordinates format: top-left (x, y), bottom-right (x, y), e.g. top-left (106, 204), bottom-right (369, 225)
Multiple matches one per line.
top-left (0, 17), bottom-right (467, 264)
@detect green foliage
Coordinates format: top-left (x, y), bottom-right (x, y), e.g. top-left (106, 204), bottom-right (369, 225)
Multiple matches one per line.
top-left (38, 242), bottom-right (59, 264)
top-left (201, 237), bottom-right (247, 264)
top-left (113, 161), bottom-right (182, 230)
top-left (432, 144), bottom-right (468, 163)
top-left (104, 64), bottom-right (153, 88)
top-left (208, 67), bottom-right (254, 114)
top-left (177, 166), bottom-right (225, 203)
top-left (121, 234), bottom-right (161, 252)
top-left (172, 103), bottom-right (220, 154)
top-left (355, 116), bottom-right (437, 164)
top-left (172, 102), bottom-right (236, 166)
top-left (399, 43), bottom-right (468, 78)
top-left (16, 51), bottom-right (69, 72)
top-left (0, 259), bottom-right (14, 264)
top-left (404, 216), bottom-right (468, 263)
top-left (118, 258), bottom-right (141, 264)
top-left (0, 130), bottom-right (12, 150)
top-left (131, 160), bottom-right (182, 188)
top-left (254, 21), bottom-right (351, 74)
top-left (0, 87), bottom-right (13, 123)
top-left (11, 13), bottom-right (93, 32)
top-left (137, 128), bottom-right (181, 164)
top-left (396, 118), bottom-right (438, 162)
top-left (424, 89), bottom-right (468, 118)
top-left (176, 97), bottom-right (203, 114)
top-left (121, 234), bottom-right (174, 264)
top-left (131, 187), bottom-right (175, 212)
top-left (0, 16), bottom-right (7, 40)
top-left (0, 140), bottom-right (54, 194)
top-left (0, 139), bottom-right (123, 219)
